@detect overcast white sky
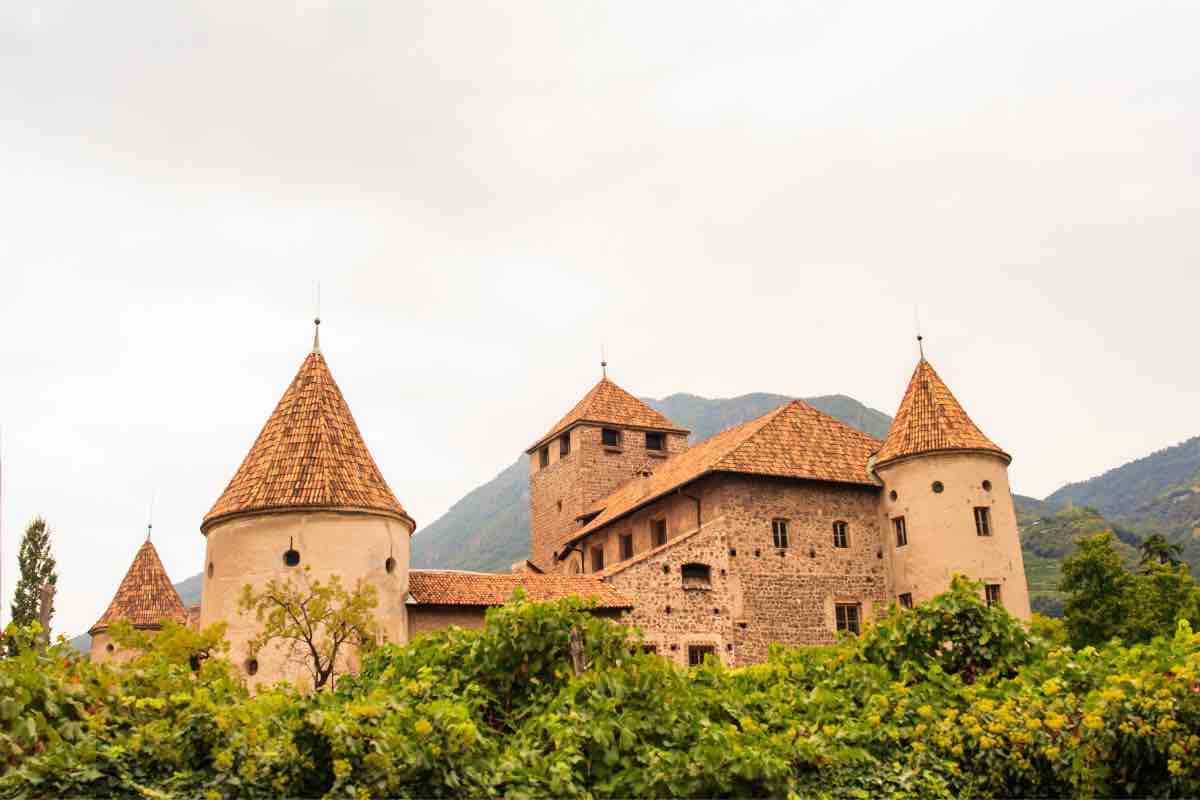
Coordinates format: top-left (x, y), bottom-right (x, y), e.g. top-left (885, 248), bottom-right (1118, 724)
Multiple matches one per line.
top-left (1, 1), bottom-right (1197, 637)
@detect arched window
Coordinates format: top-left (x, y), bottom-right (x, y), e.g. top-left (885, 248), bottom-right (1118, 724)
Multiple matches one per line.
top-left (681, 563), bottom-right (712, 590)
top-left (832, 521), bottom-right (849, 548)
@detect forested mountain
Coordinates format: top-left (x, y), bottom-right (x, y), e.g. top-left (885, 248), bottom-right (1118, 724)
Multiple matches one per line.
top-left (409, 393), bottom-right (892, 572)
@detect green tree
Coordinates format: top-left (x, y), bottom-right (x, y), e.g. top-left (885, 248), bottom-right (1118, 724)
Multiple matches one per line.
top-left (238, 566), bottom-right (379, 690)
top-left (1137, 532), bottom-right (1184, 571)
top-left (1123, 564), bottom-right (1200, 642)
top-left (9, 517), bottom-right (57, 628)
top-left (1058, 533), bottom-right (1133, 647)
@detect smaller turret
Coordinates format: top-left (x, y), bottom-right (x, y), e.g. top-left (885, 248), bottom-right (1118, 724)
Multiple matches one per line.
top-left (875, 357), bottom-right (1031, 619)
top-left (89, 538), bottom-right (188, 663)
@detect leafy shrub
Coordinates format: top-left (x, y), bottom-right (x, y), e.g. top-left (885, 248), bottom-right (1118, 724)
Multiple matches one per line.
top-left (3, 580), bottom-right (1200, 798)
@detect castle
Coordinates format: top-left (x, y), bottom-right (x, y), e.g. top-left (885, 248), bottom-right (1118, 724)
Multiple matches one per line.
top-left (88, 322), bottom-right (1030, 682)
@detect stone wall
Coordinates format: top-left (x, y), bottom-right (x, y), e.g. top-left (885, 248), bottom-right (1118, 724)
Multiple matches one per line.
top-left (407, 606), bottom-right (487, 637)
top-left (599, 474), bottom-right (888, 667)
top-left (529, 423), bottom-right (687, 570)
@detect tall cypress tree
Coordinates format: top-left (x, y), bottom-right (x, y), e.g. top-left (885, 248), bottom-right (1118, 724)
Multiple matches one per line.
top-left (10, 516), bottom-right (57, 628)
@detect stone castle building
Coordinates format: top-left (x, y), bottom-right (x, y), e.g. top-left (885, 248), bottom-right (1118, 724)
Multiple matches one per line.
top-left (90, 323), bottom-right (1030, 679)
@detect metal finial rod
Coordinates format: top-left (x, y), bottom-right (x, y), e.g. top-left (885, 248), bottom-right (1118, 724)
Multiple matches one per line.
top-left (147, 488), bottom-right (155, 540)
top-left (917, 334), bottom-right (925, 360)
top-left (601, 345), bottom-right (607, 379)
top-left (312, 316), bottom-right (321, 353)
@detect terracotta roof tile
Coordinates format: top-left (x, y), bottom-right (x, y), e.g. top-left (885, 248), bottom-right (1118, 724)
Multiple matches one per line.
top-left (90, 540), bottom-right (188, 634)
top-left (875, 359), bottom-right (1008, 466)
top-left (559, 400), bottom-right (881, 554)
top-left (407, 570), bottom-right (632, 608)
top-left (529, 378), bottom-right (688, 452)
top-left (203, 349), bottom-right (411, 531)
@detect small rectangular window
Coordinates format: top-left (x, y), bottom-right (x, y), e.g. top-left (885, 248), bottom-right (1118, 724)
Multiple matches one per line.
top-left (645, 432), bottom-right (665, 451)
top-left (602, 428), bottom-right (621, 447)
top-left (772, 519), bottom-right (789, 549)
top-left (590, 545), bottom-right (605, 573)
top-left (688, 644), bottom-right (716, 667)
top-left (538, 446), bottom-right (549, 468)
top-left (619, 533), bottom-right (634, 561)
top-left (559, 433), bottom-right (570, 457)
top-left (898, 593), bottom-right (913, 610)
top-left (835, 603), bottom-right (861, 635)
top-left (651, 518), bottom-right (667, 547)
top-left (985, 584), bottom-right (1002, 608)
top-left (974, 507), bottom-right (992, 537)
top-left (832, 521), bottom-right (849, 549)
top-left (893, 516), bottom-right (908, 547)
top-left (641, 644), bottom-right (658, 655)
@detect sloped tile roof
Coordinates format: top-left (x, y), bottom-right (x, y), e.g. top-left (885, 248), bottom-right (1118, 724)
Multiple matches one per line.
top-left (407, 570), bottom-right (632, 608)
top-left (90, 540), bottom-right (188, 634)
top-left (875, 358), bottom-right (1008, 467)
top-left (528, 377), bottom-right (688, 452)
top-left (559, 400), bottom-right (882, 555)
top-left (203, 349), bottom-right (412, 532)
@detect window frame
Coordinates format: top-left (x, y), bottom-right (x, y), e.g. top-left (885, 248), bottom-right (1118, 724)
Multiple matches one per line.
top-left (681, 562), bottom-right (712, 590)
top-left (538, 446), bottom-right (549, 468)
top-left (619, 533), bottom-right (634, 561)
top-left (898, 593), bottom-right (913, 609)
top-left (985, 584), bottom-right (1002, 608)
top-left (893, 516), bottom-right (908, 547)
top-left (590, 544), bottom-right (605, 573)
top-left (601, 428), bottom-right (621, 448)
top-left (832, 520), bottom-right (849, 549)
top-left (771, 518), bottom-right (790, 549)
top-left (835, 603), bottom-right (862, 635)
top-left (974, 507), bottom-right (993, 537)
top-left (645, 431), bottom-right (666, 451)
top-left (559, 433), bottom-right (570, 457)
top-left (688, 644), bottom-right (716, 667)
top-left (650, 517), bottom-right (668, 548)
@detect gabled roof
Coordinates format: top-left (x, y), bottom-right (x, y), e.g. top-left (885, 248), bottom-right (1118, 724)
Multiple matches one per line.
top-left (202, 348), bottom-right (412, 532)
top-left (90, 540), bottom-right (188, 635)
top-left (528, 377), bottom-right (689, 452)
top-left (875, 358), bottom-right (1008, 467)
top-left (558, 400), bottom-right (882, 556)
top-left (406, 570), bottom-right (632, 608)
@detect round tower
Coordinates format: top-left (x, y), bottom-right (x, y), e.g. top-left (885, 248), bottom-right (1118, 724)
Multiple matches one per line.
top-left (199, 322), bottom-right (415, 686)
top-left (874, 356), bottom-right (1031, 619)
top-left (90, 538), bottom-right (189, 663)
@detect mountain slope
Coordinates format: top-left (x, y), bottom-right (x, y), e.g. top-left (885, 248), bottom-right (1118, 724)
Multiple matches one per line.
top-left (410, 393), bottom-right (893, 572)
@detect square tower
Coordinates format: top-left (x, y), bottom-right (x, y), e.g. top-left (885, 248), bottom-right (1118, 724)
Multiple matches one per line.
top-left (526, 377), bottom-right (689, 571)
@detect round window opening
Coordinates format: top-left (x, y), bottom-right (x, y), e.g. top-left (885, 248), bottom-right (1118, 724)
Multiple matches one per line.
top-left (932, 481), bottom-right (945, 494)
top-left (207, 562), bottom-right (214, 579)
top-left (982, 479), bottom-right (993, 492)
top-left (245, 658), bottom-right (259, 676)
top-left (889, 490), bottom-right (898, 501)
top-left (283, 549), bottom-right (300, 567)
top-left (106, 643), bottom-right (115, 653)
top-left (385, 556), bottom-right (396, 574)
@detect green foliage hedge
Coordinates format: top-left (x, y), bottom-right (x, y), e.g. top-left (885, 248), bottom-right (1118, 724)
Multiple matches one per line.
top-left (4, 577), bottom-right (1200, 798)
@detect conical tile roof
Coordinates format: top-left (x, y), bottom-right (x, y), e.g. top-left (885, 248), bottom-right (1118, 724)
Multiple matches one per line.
top-left (875, 358), bottom-right (1008, 467)
top-left (202, 348), bottom-right (412, 532)
top-left (528, 377), bottom-right (689, 452)
top-left (90, 539), bottom-right (188, 634)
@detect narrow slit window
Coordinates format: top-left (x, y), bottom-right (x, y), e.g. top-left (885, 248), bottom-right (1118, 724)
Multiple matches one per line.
top-left (832, 521), bottom-right (849, 549)
top-left (651, 518), bottom-right (667, 547)
top-left (645, 432), bottom-right (665, 451)
top-left (619, 533), bottom-right (634, 561)
top-left (602, 428), bottom-right (621, 447)
top-left (985, 584), bottom-right (1002, 608)
top-left (772, 519), bottom-right (789, 549)
top-left (835, 603), bottom-right (862, 635)
top-left (590, 545), bottom-right (605, 573)
top-left (974, 507), bottom-right (993, 537)
top-left (559, 433), bottom-right (570, 457)
top-left (893, 516), bottom-right (908, 547)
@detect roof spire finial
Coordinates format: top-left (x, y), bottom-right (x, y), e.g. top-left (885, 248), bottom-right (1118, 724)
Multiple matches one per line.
top-left (312, 281), bottom-right (322, 353)
top-left (914, 306), bottom-right (925, 361)
top-left (601, 344), bottom-right (607, 379)
top-left (146, 488), bottom-right (155, 541)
